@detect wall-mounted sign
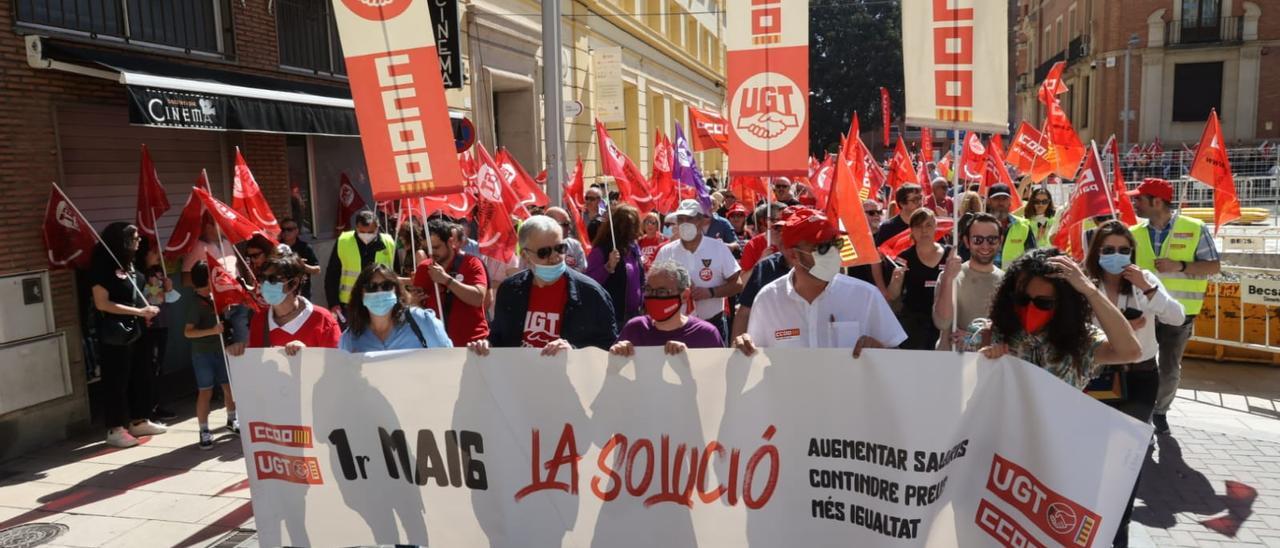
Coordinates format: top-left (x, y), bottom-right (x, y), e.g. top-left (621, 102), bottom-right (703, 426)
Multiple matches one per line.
top-left (594, 47), bottom-right (624, 124)
top-left (128, 87), bottom-right (222, 130)
top-left (428, 0), bottom-right (462, 89)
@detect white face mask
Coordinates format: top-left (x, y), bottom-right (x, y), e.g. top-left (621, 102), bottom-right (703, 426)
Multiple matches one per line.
top-left (806, 246), bottom-right (843, 283)
top-left (678, 222), bottom-right (699, 242)
top-left (357, 232), bottom-right (377, 244)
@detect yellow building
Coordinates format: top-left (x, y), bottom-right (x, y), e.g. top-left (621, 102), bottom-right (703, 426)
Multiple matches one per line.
top-left (451, 0), bottom-right (728, 183)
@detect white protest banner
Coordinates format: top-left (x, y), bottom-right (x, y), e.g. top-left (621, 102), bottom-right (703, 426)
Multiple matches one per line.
top-left (725, 0), bottom-right (809, 176)
top-left (1242, 278), bottom-right (1280, 306)
top-left (331, 0), bottom-right (464, 200)
top-left (232, 348), bottom-right (1150, 547)
top-left (594, 47), bottom-right (624, 124)
top-left (901, 0), bottom-right (1009, 133)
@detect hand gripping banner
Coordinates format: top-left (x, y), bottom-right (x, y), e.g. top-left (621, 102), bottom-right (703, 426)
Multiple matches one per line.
top-left (726, 0), bottom-right (809, 176)
top-left (901, 0), bottom-right (1009, 133)
top-left (331, 0), bottom-right (464, 201)
top-left (233, 348), bottom-right (1150, 547)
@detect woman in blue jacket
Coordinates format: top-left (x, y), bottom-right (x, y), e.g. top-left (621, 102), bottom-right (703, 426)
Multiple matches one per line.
top-left (340, 264), bottom-right (451, 352)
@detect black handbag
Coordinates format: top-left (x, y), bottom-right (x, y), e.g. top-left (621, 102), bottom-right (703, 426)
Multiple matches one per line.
top-left (95, 310), bottom-right (141, 346)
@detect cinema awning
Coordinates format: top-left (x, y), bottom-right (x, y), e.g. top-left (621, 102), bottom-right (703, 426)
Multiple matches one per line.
top-left (26, 36), bottom-right (358, 136)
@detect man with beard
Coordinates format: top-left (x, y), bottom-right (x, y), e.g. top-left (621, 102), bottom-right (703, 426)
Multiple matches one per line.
top-left (985, 183), bottom-right (1036, 268)
top-left (933, 213), bottom-right (1004, 351)
top-left (414, 218), bottom-right (490, 345)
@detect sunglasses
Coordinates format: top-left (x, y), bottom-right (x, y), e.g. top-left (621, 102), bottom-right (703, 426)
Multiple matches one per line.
top-left (530, 243), bottom-right (568, 259)
top-left (1100, 246), bottom-right (1133, 256)
top-left (363, 280), bottom-right (398, 292)
top-left (1030, 199), bottom-right (1049, 206)
top-left (800, 238), bottom-right (845, 255)
top-left (864, 209), bottom-right (883, 216)
top-left (968, 235), bottom-right (1000, 245)
top-left (643, 219), bottom-right (659, 226)
top-left (1014, 294), bottom-right (1057, 311)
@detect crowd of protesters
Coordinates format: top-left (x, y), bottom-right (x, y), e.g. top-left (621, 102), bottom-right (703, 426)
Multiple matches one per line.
top-left (87, 168), bottom-right (1216, 547)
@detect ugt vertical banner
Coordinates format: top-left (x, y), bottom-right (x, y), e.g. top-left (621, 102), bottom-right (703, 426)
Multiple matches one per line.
top-left (901, 0), bottom-right (1008, 133)
top-left (331, 0), bottom-right (464, 201)
top-left (726, 0), bottom-right (809, 177)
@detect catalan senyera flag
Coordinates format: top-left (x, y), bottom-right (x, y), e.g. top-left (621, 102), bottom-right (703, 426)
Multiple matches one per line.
top-left (331, 0), bottom-right (462, 201)
top-left (1189, 110), bottom-right (1242, 234)
top-left (901, 0), bottom-right (1008, 132)
top-left (726, 0), bottom-right (808, 176)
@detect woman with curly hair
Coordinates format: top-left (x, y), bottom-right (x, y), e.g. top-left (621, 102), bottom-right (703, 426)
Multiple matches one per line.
top-left (964, 248), bottom-right (1142, 388)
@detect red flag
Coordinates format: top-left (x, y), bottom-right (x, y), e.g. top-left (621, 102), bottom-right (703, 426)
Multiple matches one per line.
top-left (859, 140), bottom-right (885, 202)
top-left (1189, 110), bottom-right (1242, 234)
top-left (135, 145), bottom-right (170, 245)
top-left (232, 148), bottom-right (280, 237)
top-left (937, 151), bottom-right (954, 180)
top-left (959, 133), bottom-right (987, 181)
top-left (420, 191), bottom-right (474, 219)
top-left (1038, 61), bottom-right (1068, 106)
top-left (877, 218), bottom-right (955, 260)
top-left (335, 172), bottom-right (368, 231)
top-left (729, 176), bottom-right (767, 208)
top-left (650, 132), bottom-right (678, 213)
top-left (1044, 100), bottom-right (1086, 178)
top-left (919, 128), bottom-right (933, 163)
top-left (1105, 137), bottom-right (1139, 225)
top-left (458, 150), bottom-right (478, 185)
top-left (1007, 122), bottom-right (1055, 182)
top-left (887, 136), bottom-right (916, 193)
top-left (831, 120), bottom-right (879, 267)
top-left (1052, 144), bottom-right (1114, 259)
top-left (982, 135), bottom-right (1021, 210)
top-left (205, 251), bottom-right (254, 310)
top-left (880, 87), bottom-right (892, 147)
top-left (165, 174), bottom-right (208, 259)
top-left (595, 120), bottom-right (657, 212)
top-left (195, 186), bottom-right (276, 245)
top-left (563, 159), bottom-right (593, 253)
top-left (688, 107), bottom-right (729, 153)
top-left (810, 154), bottom-right (835, 209)
top-left (473, 143), bottom-right (518, 262)
top-left (494, 148), bottom-right (547, 219)
top-left (44, 184), bottom-right (97, 269)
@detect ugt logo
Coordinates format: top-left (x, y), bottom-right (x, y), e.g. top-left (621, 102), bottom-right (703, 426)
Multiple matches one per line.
top-left (341, 0), bottom-right (412, 21)
top-left (731, 72), bottom-right (804, 151)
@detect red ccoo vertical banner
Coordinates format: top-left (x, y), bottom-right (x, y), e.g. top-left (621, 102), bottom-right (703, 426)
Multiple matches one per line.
top-left (726, 0), bottom-right (809, 177)
top-left (331, 0), bottom-right (464, 201)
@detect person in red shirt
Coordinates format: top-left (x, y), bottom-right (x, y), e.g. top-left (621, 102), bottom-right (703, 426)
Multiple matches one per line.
top-left (637, 211), bottom-right (666, 269)
top-left (413, 218), bottom-right (490, 344)
top-left (231, 254), bottom-right (341, 355)
top-left (924, 177), bottom-right (954, 217)
top-left (739, 203), bottom-right (793, 272)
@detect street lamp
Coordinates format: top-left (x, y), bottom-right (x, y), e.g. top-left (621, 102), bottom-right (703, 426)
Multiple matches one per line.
top-left (1123, 33), bottom-right (1140, 149)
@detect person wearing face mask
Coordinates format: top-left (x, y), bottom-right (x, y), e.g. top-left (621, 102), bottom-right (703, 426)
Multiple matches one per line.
top-left (934, 213), bottom-right (1004, 351)
top-left (470, 215), bottom-right (618, 356)
top-left (733, 209), bottom-right (907, 356)
top-left (730, 206), bottom-right (801, 339)
top-left (325, 210), bottom-right (396, 325)
top-left (235, 255), bottom-right (342, 356)
top-left (1082, 221), bottom-right (1184, 548)
top-left (609, 261), bottom-right (724, 356)
top-left (885, 208), bottom-right (953, 350)
top-left (654, 200), bottom-right (744, 344)
top-left (985, 183), bottom-right (1037, 268)
top-left (341, 264), bottom-right (451, 351)
top-left (637, 211), bottom-right (666, 269)
top-left (963, 248), bottom-right (1142, 389)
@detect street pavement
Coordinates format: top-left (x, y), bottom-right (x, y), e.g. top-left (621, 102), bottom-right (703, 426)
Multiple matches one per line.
top-left (0, 359), bottom-right (1277, 547)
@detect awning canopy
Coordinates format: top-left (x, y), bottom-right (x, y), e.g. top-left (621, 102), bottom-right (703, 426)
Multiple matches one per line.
top-left (27, 37), bottom-right (358, 136)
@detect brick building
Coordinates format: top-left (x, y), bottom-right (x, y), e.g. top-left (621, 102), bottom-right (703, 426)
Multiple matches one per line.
top-left (1013, 0), bottom-right (1280, 147)
top-left (0, 0), bottom-right (726, 458)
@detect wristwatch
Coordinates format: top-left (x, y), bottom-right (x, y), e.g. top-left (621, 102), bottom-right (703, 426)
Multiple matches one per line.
top-left (1179, 261), bottom-right (1187, 272)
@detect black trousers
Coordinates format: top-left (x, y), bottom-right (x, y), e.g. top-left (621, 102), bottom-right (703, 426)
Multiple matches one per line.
top-left (1106, 360), bottom-right (1159, 548)
top-left (97, 341), bottom-right (154, 430)
top-left (140, 328), bottom-right (168, 408)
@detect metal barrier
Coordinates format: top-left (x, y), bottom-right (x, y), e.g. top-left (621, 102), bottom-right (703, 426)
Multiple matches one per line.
top-left (1188, 265), bottom-right (1280, 364)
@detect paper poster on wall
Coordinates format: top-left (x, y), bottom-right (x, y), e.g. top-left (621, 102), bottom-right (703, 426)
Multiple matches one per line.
top-left (594, 47), bottom-right (625, 124)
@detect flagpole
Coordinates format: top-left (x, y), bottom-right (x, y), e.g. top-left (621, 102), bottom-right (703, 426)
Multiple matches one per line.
top-left (55, 183), bottom-right (150, 305)
top-left (147, 205), bottom-right (173, 296)
top-left (950, 132), bottom-right (963, 352)
top-left (420, 197), bottom-right (446, 323)
top-left (1094, 141), bottom-right (1119, 217)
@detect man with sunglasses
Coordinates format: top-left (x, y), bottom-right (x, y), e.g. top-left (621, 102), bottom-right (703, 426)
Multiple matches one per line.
top-left (476, 215), bottom-right (617, 354)
top-left (734, 209), bottom-right (906, 356)
top-left (655, 200), bottom-right (744, 344)
top-left (985, 183), bottom-right (1037, 268)
top-left (1128, 178), bottom-right (1220, 435)
top-left (278, 218), bottom-right (320, 299)
top-left (771, 177), bottom-right (800, 206)
top-left (933, 213), bottom-right (1004, 350)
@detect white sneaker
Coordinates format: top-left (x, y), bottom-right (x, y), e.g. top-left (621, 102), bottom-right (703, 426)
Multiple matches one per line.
top-left (128, 420), bottom-right (168, 437)
top-left (106, 427), bottom-right (139, 448)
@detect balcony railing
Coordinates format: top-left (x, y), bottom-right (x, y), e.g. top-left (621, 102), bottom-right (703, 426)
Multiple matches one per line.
top-left (14, 0), bottom-right (231, 54)
top-left (1034, 50), bottom-right (1066, 83)
top-left (1165, 16), bottom-right (1243, 46)
top-left (277, 0), bottom-right (346, 76)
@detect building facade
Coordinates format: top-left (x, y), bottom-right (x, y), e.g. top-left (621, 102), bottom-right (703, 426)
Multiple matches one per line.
top-left (0, 0), bottom-right (726, 458)
top-left (1013, 0), bottom-right (1279, 146)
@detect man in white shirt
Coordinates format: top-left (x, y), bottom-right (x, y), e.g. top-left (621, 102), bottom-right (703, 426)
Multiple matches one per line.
top-left (654, 199), bottom-right (743, 343)
top-left (734, 208), bottom-right (906, 357)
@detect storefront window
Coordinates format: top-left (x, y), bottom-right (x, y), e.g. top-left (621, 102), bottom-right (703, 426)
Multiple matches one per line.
top-left (286, 135), bottom-right (315, 235)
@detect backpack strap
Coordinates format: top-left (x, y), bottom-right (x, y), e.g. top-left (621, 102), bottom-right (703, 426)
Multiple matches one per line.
top-left (405, 310), bottom-right (431, 348)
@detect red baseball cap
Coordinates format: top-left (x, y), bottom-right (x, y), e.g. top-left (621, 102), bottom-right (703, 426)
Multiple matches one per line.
top-left (1128, 178), bottom-right (1173, 202)
top-left (780, 207), bottom-right (839, 248)
top-left (726, 203), bottom-right (749, 217)
top-left (772, 205), bottom-right (801, 228)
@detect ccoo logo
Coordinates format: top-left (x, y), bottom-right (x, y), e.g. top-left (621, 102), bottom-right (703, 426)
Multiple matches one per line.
top-left (731, 72), bottom-right (805, 152)
top-left (341, 0), bottom-right (412, 21)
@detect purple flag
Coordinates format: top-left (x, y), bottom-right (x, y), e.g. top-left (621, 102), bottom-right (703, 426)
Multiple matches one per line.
top-left (673, 123), bottom-right (712, 213)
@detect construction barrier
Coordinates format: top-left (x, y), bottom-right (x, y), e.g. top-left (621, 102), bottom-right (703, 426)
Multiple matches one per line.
top-left (1188, 266), bottom-right (1280, 365)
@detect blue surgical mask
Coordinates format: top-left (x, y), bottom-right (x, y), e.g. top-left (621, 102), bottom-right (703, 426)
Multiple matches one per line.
top-left (1099, 253), bottom-right (1131, 275)
top-left (164, 289), bottom-right (181, 304)
top-left (260, 281), bottom-right (289, 306)
top-left (661, 225), bottom-right (673, 239)
top-left (533, 261), bottom-right (567, 283)
top-left (363, 290), bottom-right (399, 316)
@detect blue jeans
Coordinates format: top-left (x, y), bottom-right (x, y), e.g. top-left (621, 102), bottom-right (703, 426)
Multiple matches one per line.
top-left (192, 352), bottom-right (229, 390)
